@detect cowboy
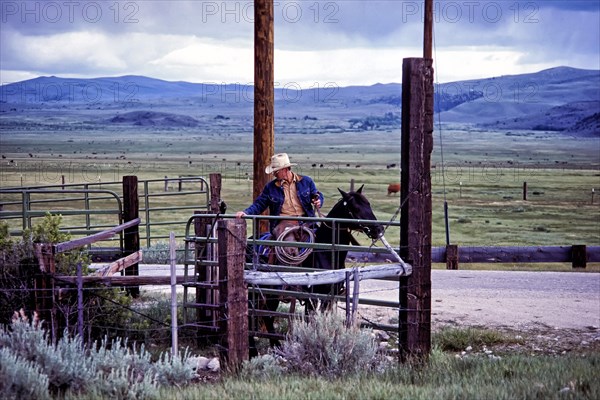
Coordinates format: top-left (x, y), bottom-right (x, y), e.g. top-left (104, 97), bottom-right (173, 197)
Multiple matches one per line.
top-left (235, 153), bottom-right (324, 238)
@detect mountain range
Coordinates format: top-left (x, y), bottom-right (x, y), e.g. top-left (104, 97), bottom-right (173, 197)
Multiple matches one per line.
top-left (0, 66), bottom-right (598, 136)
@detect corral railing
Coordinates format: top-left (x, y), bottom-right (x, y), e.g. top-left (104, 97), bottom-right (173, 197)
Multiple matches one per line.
top-left (32, 218), bottom-right (141, 342)
top-left (182, 213), bottom-right (600, 357)
top-left (182, 214), bottom-right (409, 340)
top-left (0, 175), bottom-right (210, 250)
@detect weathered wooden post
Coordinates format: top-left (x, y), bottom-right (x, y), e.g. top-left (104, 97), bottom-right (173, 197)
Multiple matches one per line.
top-left (398, 57), bottom-right (434, 360)
top-left (209, 173), bottom-right (222, 214)
top-left (217, 218), bottom-right (249, 368)
top-left (446, 244), bottom-right (459, 270)
top-left (572, 245), bottom-right (587, 269)
top-left (523, 182), bottom-right (528, 201)
top-left (254, 0), bottom-right (275, 233)
top-left (34, 243), bottom-right (57, 341)
top-left (123, 176), bottom-right (140, 297)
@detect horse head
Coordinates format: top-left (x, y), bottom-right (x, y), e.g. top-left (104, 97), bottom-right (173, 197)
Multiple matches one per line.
top-left (335, 185), bottom-right (384, 240)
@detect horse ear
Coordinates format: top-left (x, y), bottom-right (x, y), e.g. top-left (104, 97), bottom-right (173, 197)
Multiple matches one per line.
top-left (356, 184), bottom-right (364, 193)
top-left (338, 188), bottom-right (349, 199)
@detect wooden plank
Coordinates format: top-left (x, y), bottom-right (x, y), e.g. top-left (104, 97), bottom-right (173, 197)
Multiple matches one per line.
top-left (244, 263), bottom-right (412, 286)
top-left (54, 218), bottom-right (140, 254)
top-left (55, 275), bottom-right (186, 286)
top-left (455, 246), bottom-right (600, 263)
top-left (92, 250), bottom-right (143, 277)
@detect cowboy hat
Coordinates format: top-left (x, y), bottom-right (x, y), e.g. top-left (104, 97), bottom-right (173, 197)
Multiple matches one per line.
top-left (265, 153), bottom-right (297, 174)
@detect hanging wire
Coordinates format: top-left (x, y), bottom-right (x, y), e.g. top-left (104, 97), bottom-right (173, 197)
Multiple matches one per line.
top-left (432, 19), bottom-right (451, 246)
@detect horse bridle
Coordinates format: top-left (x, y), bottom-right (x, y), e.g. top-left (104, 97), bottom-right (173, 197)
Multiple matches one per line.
top-left (319, 197), bottom-right (378, 239)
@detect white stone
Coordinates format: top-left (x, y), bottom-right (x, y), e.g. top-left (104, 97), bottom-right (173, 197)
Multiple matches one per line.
top-left (197, 356), bottom-right (210, 370)
top-left (207, 357), bottom-right (220, 372)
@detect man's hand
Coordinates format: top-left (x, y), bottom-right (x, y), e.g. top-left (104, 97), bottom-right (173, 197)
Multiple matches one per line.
top-left (312, 197), bottom-right (321, 209)
top-left (235, 211), bottom-right (246, 219)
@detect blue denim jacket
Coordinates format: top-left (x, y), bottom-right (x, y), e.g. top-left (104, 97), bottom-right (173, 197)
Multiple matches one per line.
top-left (244, 174), bottom-right (324, 230)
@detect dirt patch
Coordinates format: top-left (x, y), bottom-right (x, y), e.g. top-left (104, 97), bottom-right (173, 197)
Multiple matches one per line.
top-left (356, 270), bottom-right (600, 356)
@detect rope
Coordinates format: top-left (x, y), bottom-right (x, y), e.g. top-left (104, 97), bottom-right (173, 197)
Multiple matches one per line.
top-left (274, 225), bottom-right (315, 265)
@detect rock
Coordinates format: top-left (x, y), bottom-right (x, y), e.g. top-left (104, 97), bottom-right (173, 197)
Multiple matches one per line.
top-left (465, 346), bottom-right (472, 352)
top-left (207, 357), bottom-right (220, 372)
top-left (187, 356), bottom-right (210, 371)
top-left (376, 330), bottom-right (390, 341)
top-left (197, 356), bottom-right (210, 370)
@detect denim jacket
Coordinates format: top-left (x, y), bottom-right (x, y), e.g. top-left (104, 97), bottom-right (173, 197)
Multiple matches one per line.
top-left (244, 174), bottom-right (324, 230)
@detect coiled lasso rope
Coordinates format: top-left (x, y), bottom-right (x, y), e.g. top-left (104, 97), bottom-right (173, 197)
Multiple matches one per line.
top-left (274, 225), bottom-right (315, 265)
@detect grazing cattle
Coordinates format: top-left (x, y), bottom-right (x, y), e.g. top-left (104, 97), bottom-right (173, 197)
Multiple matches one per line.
top-left (387, 183), bottom-right (401, 196)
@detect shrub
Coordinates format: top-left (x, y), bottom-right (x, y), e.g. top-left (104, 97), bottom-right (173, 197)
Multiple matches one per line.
top-left (273, 311), bottom-right (384, 378)
top-left (0, 309), bottom-right (197, 399)
top-left (0, 347), bottom-right (51, 400)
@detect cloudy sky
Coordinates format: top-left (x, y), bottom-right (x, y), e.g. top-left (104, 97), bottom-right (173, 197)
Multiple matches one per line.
top-left (1, 0), bottom-right (599, 87)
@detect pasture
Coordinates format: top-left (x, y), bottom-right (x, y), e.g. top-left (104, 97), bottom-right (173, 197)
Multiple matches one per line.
top-left (2, 125), bottom-right (598, 255)
top-left (1, 123), bottom-right (599, 399)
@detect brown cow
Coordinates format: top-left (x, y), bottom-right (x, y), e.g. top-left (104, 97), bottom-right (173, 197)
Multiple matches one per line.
top-left (387, 183), bottom-right (401, 196)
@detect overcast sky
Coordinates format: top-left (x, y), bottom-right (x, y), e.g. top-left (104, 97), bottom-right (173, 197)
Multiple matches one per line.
top-left (1, 0), bottom-right (599, 87)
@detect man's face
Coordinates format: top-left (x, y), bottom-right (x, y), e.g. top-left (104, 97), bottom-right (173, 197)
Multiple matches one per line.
top-left (274, 168), bottom-right (288, 180)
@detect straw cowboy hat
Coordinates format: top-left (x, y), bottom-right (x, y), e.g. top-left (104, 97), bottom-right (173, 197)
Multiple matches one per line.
top-left (265, 153), bottom-right (297, 174)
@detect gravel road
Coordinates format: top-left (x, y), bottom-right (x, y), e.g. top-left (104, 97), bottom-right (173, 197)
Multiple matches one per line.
top-left (360, 270), bottom-right (600, 330)
top-left (135, 265), bottom-right (599, 330)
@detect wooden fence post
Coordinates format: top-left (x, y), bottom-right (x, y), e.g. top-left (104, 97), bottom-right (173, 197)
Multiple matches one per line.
top-left (399, 57), bottom-right (433, 360)
top-left (123, 176), bottom-right (140, 297)
top-left (523, 182), bottom-right (527, 201)
top-left (446, 245), bottom-right (459, 270)
top-left (34, 243), bottom-right (56, 341)
top-left (209, 173), bottom-right (222, 213)
top-left (571, 245), bottom-right (587, 269)
top-left (217, 219), bottom-right (249, 368)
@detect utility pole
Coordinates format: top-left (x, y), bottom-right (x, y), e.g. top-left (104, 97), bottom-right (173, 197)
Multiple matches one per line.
top-left (424, 0), bottom-right (433, 59)
top-left (399, 0), bottom-right (434, 360)
top-left (254, 0), bottom-right (275, 213)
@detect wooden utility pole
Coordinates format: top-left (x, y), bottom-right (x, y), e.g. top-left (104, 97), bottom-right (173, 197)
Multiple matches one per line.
top-left (399, 57), bottom-right (434, 360)
top-left (254, 0), bottom-right (275, 206)
top-left (424, 0), bottom-right (433, 59)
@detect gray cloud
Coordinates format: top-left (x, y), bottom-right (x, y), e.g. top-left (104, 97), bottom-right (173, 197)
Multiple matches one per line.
top-left (0, 0), bottom-right (598, 84)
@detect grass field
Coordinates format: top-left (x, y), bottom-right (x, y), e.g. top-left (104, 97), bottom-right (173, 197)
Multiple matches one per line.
top-left (1, 125), bottom-right (599, 254)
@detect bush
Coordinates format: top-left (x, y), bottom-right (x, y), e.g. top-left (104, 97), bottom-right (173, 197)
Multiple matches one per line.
top-left (0, 347), bottom-right (51, 400)
top-left (0, 310), bottom-right (198, 399)
top-left (142, 241), bottom-right (187, 264)
top-left (246, 311), bottom-right (386, 379)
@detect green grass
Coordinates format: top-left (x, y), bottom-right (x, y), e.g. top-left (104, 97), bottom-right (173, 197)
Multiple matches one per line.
top-left (2, 127), bottom-right (599, 253)
top-left (154, 352), bottom-right (600, 400)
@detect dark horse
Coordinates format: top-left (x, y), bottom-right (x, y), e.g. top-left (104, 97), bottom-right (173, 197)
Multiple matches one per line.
top-left (247, 185), bottom-right (383, 356)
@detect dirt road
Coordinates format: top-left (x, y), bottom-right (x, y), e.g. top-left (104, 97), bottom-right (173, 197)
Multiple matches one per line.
top-left (360, 270), bottom-right (600, 330)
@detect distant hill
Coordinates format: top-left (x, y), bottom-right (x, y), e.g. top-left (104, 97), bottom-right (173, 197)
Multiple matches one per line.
top-left (0, 66), bottom-right (598, 135)
top-left (108, 111), bottom-right (200, 127)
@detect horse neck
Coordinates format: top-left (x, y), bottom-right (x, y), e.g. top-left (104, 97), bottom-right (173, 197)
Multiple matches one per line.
top-left (315, 202), bottom-right (352, 245)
